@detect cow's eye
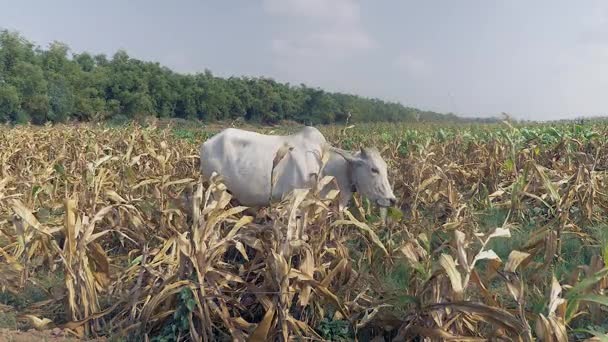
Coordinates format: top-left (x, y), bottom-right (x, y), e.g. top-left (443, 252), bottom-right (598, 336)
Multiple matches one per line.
top-left (371, 167), bottom-right (379, 174)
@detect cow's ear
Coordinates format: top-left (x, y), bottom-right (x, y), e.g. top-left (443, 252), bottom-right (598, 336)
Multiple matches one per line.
top-left (347, 156), bottom-right (365, 167)
top-left (360, 147), bottom-right (367, 158)
top-left (330, 147), bottom-right (358, 164)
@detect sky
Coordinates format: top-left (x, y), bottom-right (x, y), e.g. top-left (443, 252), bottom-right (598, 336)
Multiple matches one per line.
top-left (1, 0), bottom-right (608, 121)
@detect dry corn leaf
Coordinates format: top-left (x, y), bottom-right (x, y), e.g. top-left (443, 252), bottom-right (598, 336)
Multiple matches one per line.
top-left (248, 305), bottom-right (275, 342)
top-left (505, 250), bottom-right (531, 273)
top-left (19, 314), bottom-right (53, 330)
top-left (332, 209), bottom-right (388, 256)
top-left (439, 254), bottom-right (463, 297)
top-left (424, 301), bottom-right (527, 336)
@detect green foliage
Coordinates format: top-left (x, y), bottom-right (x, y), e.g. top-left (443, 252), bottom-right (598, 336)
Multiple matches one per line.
top-left (151, 287), bottom-right (197, 342)
top-left (573, 325), bottom-right (608, 341)
top-left (317, 317), bottom-right (351, 341)
top-left (0, 311), bottom-right (17, 329)
top-left (0, 83), bottom-right (20, 122)
top-left (0, 28), bottom-right (479, 125)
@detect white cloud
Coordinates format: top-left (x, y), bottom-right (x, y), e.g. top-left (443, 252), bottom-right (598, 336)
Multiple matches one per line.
top-left (164, 51), bottom-right (193, 73)
top-left (263, 0), bottom-right (359, 23)
top-left (263, 0), bottom-right (374, 63)
top-left (271, 29), bottom-right (373, 60)
top-left (577, 1), bottom-right (608, 47)
top-left (394, 52), bottom-right (431, 77)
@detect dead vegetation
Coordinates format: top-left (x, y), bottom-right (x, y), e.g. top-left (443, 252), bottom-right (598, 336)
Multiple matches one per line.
top-left (0, 121), bottom-right (607, 341)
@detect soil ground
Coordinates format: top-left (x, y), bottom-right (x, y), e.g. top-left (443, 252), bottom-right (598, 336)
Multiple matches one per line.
top-left (0, 328), bottom-right (107, 342)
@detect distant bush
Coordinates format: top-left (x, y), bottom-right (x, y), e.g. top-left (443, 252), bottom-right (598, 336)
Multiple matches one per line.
top-left (0, 29), bottom-right (487, 126)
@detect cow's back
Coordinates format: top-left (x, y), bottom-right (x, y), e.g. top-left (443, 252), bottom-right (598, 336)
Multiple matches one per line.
top-left (200, 128), bottom-right (282, 205)
top-left (200, 127), bottom-right (327, 206)
top-left (270, 127), bottom-right (327, 201)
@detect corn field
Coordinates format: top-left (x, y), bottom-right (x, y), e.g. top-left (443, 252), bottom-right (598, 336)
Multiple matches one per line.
top-left (0, 120), bottom-right (607, 341)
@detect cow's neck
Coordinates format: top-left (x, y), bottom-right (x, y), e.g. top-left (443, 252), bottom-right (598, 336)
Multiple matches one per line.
top-left (348, 164), bottom-right (357, 193)
top-left (325, 150), bottom-right (357, 195)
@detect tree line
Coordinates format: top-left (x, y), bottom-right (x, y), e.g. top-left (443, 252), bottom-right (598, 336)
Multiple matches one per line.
top-left (0, 29), bottom-right (472, 125)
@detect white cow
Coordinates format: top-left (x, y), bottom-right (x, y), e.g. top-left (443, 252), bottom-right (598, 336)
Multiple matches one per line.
top-left (199, 126), bottom-right (397, 209)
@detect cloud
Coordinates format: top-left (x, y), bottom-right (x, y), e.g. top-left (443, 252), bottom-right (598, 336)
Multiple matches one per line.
top-left (263, 0), bottom-right (359, 23)
top-left (577, 1), bottom-right (608, 47)
top-left (393, 52), bottom-right (431, 77)
top-left (263, 0), bottom-right (374, 62)
top-left (271, 29), bottom-right (373, 61)
top-left (163, 51), bottom-right (194, 73)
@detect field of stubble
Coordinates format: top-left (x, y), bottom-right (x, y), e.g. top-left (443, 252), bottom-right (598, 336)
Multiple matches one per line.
top-left (0, 120), bottom-right (607, 341)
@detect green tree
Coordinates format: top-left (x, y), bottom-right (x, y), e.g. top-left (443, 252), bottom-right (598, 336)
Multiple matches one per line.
top-left (0, 83), bottom-right (20, 122)
top-left (0, 28), bottom-right (470, 125)
top-left (47, 73), bottom-right (73, 122)
top-left (10, 61), bottom-right (49, 123)
top-left (75, 52), bottom-right (95, 72)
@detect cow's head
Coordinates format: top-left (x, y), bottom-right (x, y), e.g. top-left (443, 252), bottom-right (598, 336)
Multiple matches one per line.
top-left (331, 146), bottom-right (397, 207)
